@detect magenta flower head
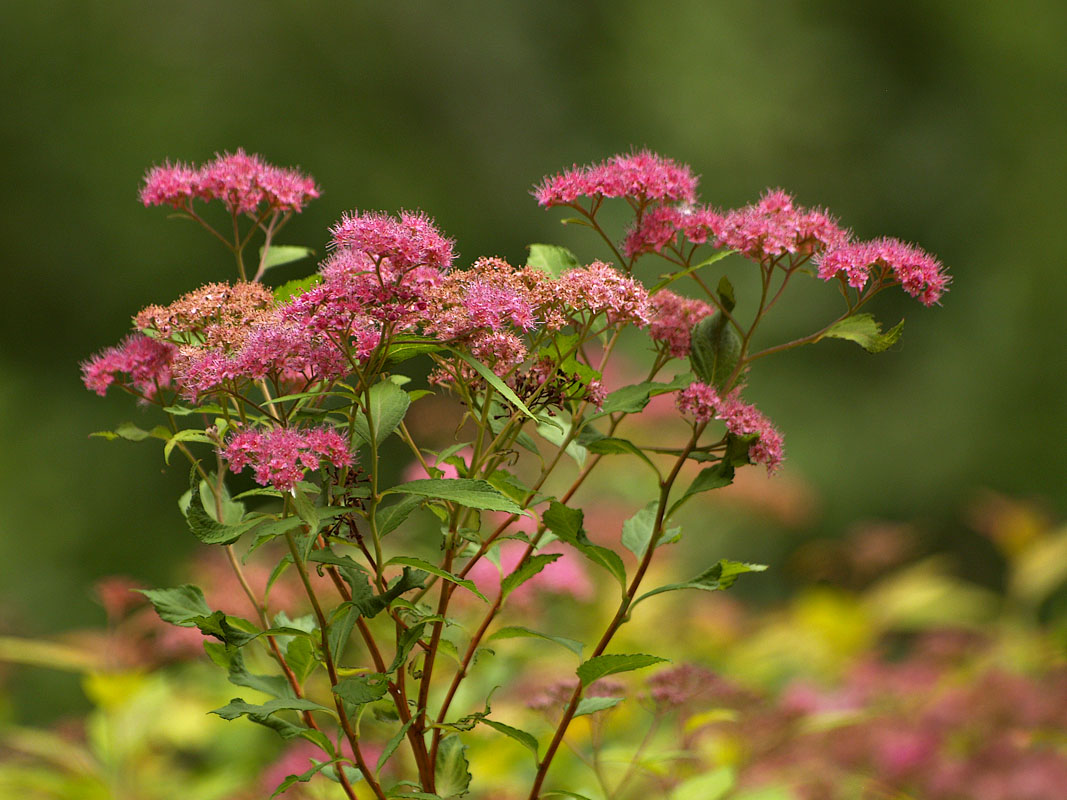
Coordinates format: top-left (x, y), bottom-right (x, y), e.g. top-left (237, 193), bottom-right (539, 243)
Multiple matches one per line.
top-left (677, 382), bottom-right (785, 473)
top-left (221, 426), bottom-right (353, 492)
top-left (816, 237), bottom-right (950, 306)
top-left (557, 261), bottom-right (652, 327)
top-left (81, 334), bottom-right (177, 400)
top-left (715, 189), bottom-right (848, 264)
top-left (535, 150), bottom-right (698, 207)
top-left (648, 290), bottom-right (716, 358)
top-left (139, 149), bottom-right (320, 215)
top-left (329, 209), bottom-right (455, 273)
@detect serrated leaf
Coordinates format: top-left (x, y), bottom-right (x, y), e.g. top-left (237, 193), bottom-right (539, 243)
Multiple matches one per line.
top-left (499, 553), bottom-right (563, 599)
top-left (591, 373), bottom-right (694, 418)
top-left (377, 718), bottom-right (415, 775)
top-left (259, 244), bottom-right (315, 272)
top-left (668, 461), bottom-right (735, 517)
top-left (183, 469), bottom-right (260, 545)
top-left (164, 428), bottom-right (214, 464)
top-left (543, 501), bottom-right (627, 588)
top-left (334, 674), bottom-right (390, 707)
top-left (447, 347), bottom-right (552, 429)
top-left (821, 313), bottom-right (904, 353)
top-left (353, 380), bottom-right (411, 449)
top-left (584, 435), bottom-right (658, 474)
top-left (621, 502), bottom-right (681, 559)
top-left (634, 560), bottom-right (767, 606)
top-left (376, 496), bottom-right (423, 537)
top-left (387, 621), bottom-right (428, 674)
top-left (286, 636), bottom-right (317, 684)
top-left (137, 585), bottom-right (210, 626)
top-left (480, 718), bottom-right (539, 760)
top-left (270, 758), bottom-right (343, 798)
top-left (211, 696), bottom-right (332, 722)
top-left (527, 243), bottom-right (580, 276)
top-left (690, 314), bottom-right (742, 390)
top-left (386, 557), bottom-right (488, 602)
top-left (435, 735), bottom-right (471, 798)
top-left (272, 274), bottom-right (323, 304)
top-left (573, 696), bottom-right (622, 717)
top-left (487, 625), bottom-right (583, 657)
top-left (576, 653), bottom-right (667, 687)
top-left (384, 335), bottom-right (446, 366)
top-left (384, 478), bottom-right (524, 515)
top-left (345, 568), bottom-right (426, 620)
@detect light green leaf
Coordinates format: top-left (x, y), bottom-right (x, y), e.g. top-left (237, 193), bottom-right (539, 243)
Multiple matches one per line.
top-left (386, 557), bottom-right (488, 602)
top-left (527, 243), bottom-right (580, 276)
top-left (435, 736), bottom-right (472, 798)
top-left (668, 461), bottom-right (735, 517)
top-left (286, 636), bottom-right (317, 684)
top-left (576, 653), bottom-right (667, 687)
top-left (480, 718), bottom-right (539, 759)
top-left (537, 417), bottom-right (586, 467)
top-left (353, 380), bottom-right (411, 449)
top-left (377, 719), bottom-right (415, 775)
top-left (622, 502), bottom-right (681, 559)
top-left (821, 313), bottom-right (904, 353)
top-left (137, 585), bottom-right (210, 626)
top-left (334, 674), bottom-right (390, 707)
top-left (543, 501), bottom-right (627, 588)
top-left (164, 428), bottom-right (214, 464)
top-left (486, 625), bottom-right (583, 658)
top-left (270, 758), bottom-right (345, 798)
top-left (376, 496), bottom-right (423, 537)
top-left (273, 274), bottom-right (323, 304)
top-left (500, 553), bottom-right (563, 600)
top-left (90, 421), bottom-right (171, 443)
top-left (384, 478), bottom-right (525, 515)
top-left (573, 696), bottom-right (622, 717)
top-left (259, 244), bottom-right (316, 272)
top-left (651, 249), bottom-right (733, 293)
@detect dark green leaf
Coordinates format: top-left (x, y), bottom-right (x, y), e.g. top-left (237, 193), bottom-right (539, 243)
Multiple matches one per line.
top-left (137, 585), bottom-right (210, 626)
top-left (821, 313), bottom-right (904, 353)
top-left (387, 622), bottom-right (428, 674)
top-left (375, 496), bottom-right (423, 537)
top-left (386, 557), bottom-right (488, 602)
top-left (211, 696), bottom-right (331, 722)
top-left (634, 560), bottom-right (767, 606)
top-left (527, 243), bottom-right (580, 276)
top-left (576, 653), bottom-right (667, 687)
top-left (435, 735), bottom-right (471, 798)
top-left (486, 625), bottom-right (583, 658)
top-left (689, 314), bottom-right (742, 390)
top-left (716, 275), bottom-right (736, 312)
top-left (384, 336), bottom-right (446, 366)
top-left (668, 461), bottom-right (735, 517)
top-left (328, 604), bottom-right (360, 663)
top-left (334, 674), bottom-right (390, 707)
top-left (543, 501), bottom-right (627, 588)
top-left (499, 553), bottom-right (563, 599)
top-left (345, 568), bottom-right (426, 620)
top-left (353, 380), bottom-right (411, 449)
top-left (448, 347), bottom-right (551, 428)
top-left (270, 758), bottom-right (343, 798)
top-left (182, 469), bottom-right (259, 545)
top-left (585, 436), bottom-right (659, 474)
top-left (384, 478), bottom-right (524, 515)
top-left (376, 718), bottom-right (415, 775)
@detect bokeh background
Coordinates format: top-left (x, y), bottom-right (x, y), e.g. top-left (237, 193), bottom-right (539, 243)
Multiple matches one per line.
top-left (1, 0), bottom-right (1064, 735)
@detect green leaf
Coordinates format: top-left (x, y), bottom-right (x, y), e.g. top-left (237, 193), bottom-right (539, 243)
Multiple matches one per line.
top-left (634, 560), bottom-right (767, 606)
top-left (345, 568), bottom-right (426, 620)
top-left (353, 380), bottom-right (411, 449)
top-left (384, 335), bottom-right (446, 366)
top-left (90, 421), bottom-right (170, 442)
top-left (334, 674), bottom-right (390, 707)
top-left (272, 274), bottom-right (323, 304)
top-left (447, 347), bottom-right (549, 428)
top-left (286, 636), bottom-right (317, 684)
top-left (384, 478), bottom-right (524, 515)
top-left (377, 719), bottom-right (415, 775)
top-left (259, 245), bottom-right (316, 273)
top-left (716, 275), bottom-right (737, 312)
top-left (821, 313), bottom-right (904, 353)
top-left (434, 735), bottom-right (472, 799)
top-left (499, 553), bottom-right (563, 600)
top-left (486, 625), bottom-right (583, 658)
top-left (270, 758), bottom-right (344, 798)
top-left (573, 696), bottom-right (622, 717)
top-left (576, 653), bottom-right (667, 687)
top-left (527, 243), bottom-right (580, 276)
top-left (668, 461), bottom-right (735, 517)
top-left (376, 496), bottom-right (423, 537)
top-left (536, 417), bottom-right (587, 467)
top-left (387, 622), bottom-right (428, 674)
top-left (480, 718), bottom-right (539, 759)
top-left (386, 557), bottom-right (488, 602)
top-left (204, 642), bottom-right (294, 699)
top-left (591, 373), bottom-right (693, 418)
top-left (651, 249), bottom-right (733, 293)
top-left (689, 314), bottom-right (742, 391)
top-left (584, 436), bottom-right (659, 474)
top-left (137, 585), bottom-right (210, 626)
top-left (622, 502), bottom-right (681, 559)
top-left (670, 766), bottom-right (736, 800)
top-left (164, 428), bottom-right (214, 464)
top-left (292, 486), bottom-right (319, 538)
top-left (543, 501), bottom-right (627, 588)
top-left (211, 696), bottom-right (331, 722)
top-left (327, 604), bottom-right (360, 663)
top-left (183, 470), bottom-right (260, 545)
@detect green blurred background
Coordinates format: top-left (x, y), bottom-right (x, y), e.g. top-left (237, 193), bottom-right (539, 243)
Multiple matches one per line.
top-left (1, 1), bottom-right (1064, 721)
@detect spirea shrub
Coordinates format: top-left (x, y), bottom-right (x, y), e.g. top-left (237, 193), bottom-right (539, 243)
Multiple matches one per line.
top-left (83, 149), bottom-right (948, 799)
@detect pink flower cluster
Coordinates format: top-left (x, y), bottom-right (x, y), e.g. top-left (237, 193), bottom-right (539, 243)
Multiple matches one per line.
top-left (623, 203), bottom-right (724, 259)
top-left (221, 426), bottom-right (352, 492)
top-left (556, 261), bottom-right (652, 327)
top-left (535, 150), bottom-right (698, 207)
top-left (714, 189), bottom-right (849, 263)
top-left (676, 382), bottom-right (785, 472)
top-left (816, 237), bottom-right (950, 306)
top-left (140, 149), bottom-right (320, 215)
top-left (329, 209), bottom-right (455, 273)
top-left (81, 334), bottom-right (177, 399)
top-left (648, 290), bottom-right (715, 358)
